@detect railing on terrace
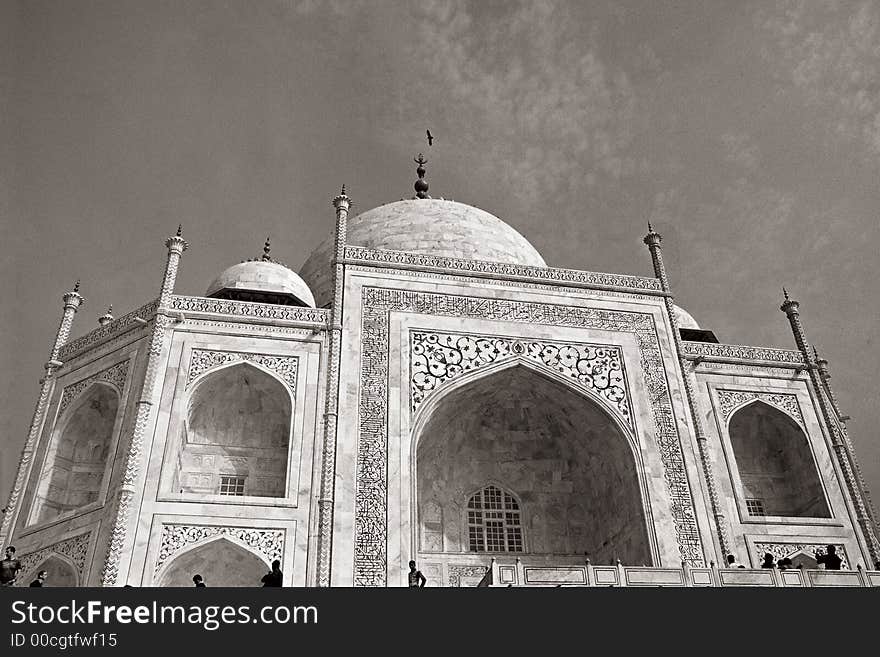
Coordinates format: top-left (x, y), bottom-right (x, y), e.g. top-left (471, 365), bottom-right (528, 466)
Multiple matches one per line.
top-left (482, 559), bottom-right (880, 588)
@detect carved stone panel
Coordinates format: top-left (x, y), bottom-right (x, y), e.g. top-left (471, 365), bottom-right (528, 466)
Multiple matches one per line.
top-left (410, 331), bottom-right (632, 429)
top-left (186, 349), bottom-right (298, 389)
top-left (154, 524), bottom-right (285, 575)
top-left (716, 390), bottom-right (804, 426)
top-left (58, 361), bottom-right (130, 417)
top-left (18, 531), bottom-right (92, 583)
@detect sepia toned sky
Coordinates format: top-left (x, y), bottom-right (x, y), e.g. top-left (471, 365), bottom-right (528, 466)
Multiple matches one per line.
top-left (2, 1), bottom-right (879, 520)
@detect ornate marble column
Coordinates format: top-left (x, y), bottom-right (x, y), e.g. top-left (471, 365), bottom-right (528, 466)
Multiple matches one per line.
top-left (0, 281), bottom-right (84, 547)
top-left (316, 186), bottom-right (349, 586)
top-left (780, 291), bottom-right (880, 564)
top-left (100, 227), bottom-right (187, 585)
top-left (644, 224), bottom-right (730, 561)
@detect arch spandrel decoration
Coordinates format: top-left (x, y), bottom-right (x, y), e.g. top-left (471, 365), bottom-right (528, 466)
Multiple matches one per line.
top-left (753, 542), bottom-right (848, 569)
top-left (154, 524), bottom-right (285, 575)
top-left (716, 390), bottom-right (804, 427)
top-left (18, 531), bottom-right (92, 585)
top-left (58, 361), bottom-right (129, 417)
top-left (186, 349), bottom-right (298, 389)
top-left (410, 331), bottom-right (632, 429)
top-left (356, 287), bottom-right (703, 587)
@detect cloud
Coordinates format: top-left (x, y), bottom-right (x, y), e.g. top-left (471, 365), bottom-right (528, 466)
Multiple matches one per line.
top-left (405, 0), bottom-right (641, 207)
top-left (757, 0), bottom-right (880, 157)
top-left (720, 132), bottom-right (760, 171)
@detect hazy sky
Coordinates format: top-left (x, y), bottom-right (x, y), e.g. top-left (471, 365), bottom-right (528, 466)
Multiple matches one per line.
top-left (2, 1), bottom-right (879, 518)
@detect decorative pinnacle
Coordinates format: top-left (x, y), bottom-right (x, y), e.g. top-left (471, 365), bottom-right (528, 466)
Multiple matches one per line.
top-left (73, 279), bottom-right (80, 293)
top-left (414, 154), bottom-right (430, 199)
top-left (98, 305), bottom-right (114, 326)
top-left (176, 224), bottom-right (182, 237)
top-left (262, 236), bottom-right (272, 261)
top-left (780, 287), bottom-right (799, 314)
top-left (333, 183), bottom-right (351, 209)
top-left (643, 222), bottom-right (661, 246)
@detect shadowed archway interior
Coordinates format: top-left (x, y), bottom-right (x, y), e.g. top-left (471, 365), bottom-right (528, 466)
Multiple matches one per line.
top-left (158, 538), bottom-right (268, 587)
top-left (30, 383), bottom-right (118, 525)
top-left (416, 365), bottom-right (652, 565)
top-left (176, 363), bottom-right (291, 498)
top-left (728, 401), bottom-right (830, 518)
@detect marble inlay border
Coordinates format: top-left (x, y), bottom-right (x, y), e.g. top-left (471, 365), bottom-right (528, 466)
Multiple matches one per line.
top-left (682, 341), bottom-right (804, 366)
top-left (59, 300), bottom-right (158, 361)
top-left (18, 531), bottom-right (92, 583)
top-left (170, 295), bottom-right (329, 325)
top-left (355, 287), bottom-right (704, 587)
top-left (58, 360), bottom-right (130, 417)
top-left (716, 390), bottom-right (804, 426)
top-left (154, 524), bottom-right (285, 575)
top-left (410, 331), bottom-right (633, 429)
top-left (344, 246), bottom-right (663, 292)
top-left (186, 349), bottom-right (298, 389)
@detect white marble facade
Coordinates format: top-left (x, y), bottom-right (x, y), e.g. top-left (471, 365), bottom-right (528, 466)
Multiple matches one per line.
top-left (2, 196), bottom-right (877, 587)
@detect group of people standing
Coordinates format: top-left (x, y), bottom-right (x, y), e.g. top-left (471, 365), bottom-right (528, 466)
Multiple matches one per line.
top-left (726, 544), bottom-right (844, 570)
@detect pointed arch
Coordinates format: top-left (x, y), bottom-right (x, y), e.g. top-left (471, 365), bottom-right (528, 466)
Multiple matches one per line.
top-left (19, 553), bottom-right (79, 587)
top-left (413, 361), bottom-right (655, 565)
top-left (728, 400), bottom-right (830, 518)
top-left (29, 382), bottom-right (120, 525)
top-left (176, 361), bottom-right (292, 498)
top-left (155, 535), bottom-right (270, 587)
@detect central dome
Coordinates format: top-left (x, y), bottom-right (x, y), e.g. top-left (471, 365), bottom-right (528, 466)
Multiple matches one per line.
top-left (300, 199), bottom-right (546, 307)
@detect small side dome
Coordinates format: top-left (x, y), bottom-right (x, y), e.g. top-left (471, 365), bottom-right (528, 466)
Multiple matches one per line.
top-left (673, 305), bottom-right (700, 330)
top-left (206, 260), bottom-right (316, 307)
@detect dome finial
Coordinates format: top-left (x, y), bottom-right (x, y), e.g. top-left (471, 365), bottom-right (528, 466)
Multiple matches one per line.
top-left (783, 287), bottom-right (789, 301)
top-left (414, 153), bottom-right (430, 199)
top-left (262, 236), bottom-right (272, 261)
top-left (176, 224), bottom-right (182, 237)
top-left (73, 279), bottom-right (80, 293)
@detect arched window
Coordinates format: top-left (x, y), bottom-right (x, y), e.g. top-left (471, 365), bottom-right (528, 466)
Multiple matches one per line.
top-left (729, 401), bottom-right (830, 518)
top-left (467, 485), bottom-right (523, 552)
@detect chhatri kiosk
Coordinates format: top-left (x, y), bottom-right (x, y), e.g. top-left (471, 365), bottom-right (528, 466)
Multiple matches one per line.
top-left (2, 158), bottom-right (878, 587)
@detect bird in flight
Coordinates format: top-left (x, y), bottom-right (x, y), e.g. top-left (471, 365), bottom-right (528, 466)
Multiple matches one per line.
top-left (426, 129), bottom-right (434, 146)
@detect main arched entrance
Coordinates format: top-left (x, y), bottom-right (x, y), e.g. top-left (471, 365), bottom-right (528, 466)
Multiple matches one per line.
top-left (414, 364), bottom-right (652, 567)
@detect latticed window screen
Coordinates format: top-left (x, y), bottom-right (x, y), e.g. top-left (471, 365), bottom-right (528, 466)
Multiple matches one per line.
top-left (219, 475), bottom-right (246, 496)
top-left (467, 485), bottom-right (523, 552)
top-left (746, 498), bottom-right (765, 516)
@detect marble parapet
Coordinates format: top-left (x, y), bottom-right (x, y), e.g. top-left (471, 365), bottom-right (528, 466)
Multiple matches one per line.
top-left (341, 246), bottom-right (666, 295)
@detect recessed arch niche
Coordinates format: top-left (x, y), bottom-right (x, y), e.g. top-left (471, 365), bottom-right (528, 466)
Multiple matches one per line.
top-left (414, 363), bottom-right (653, 565)
top-left (157, 537), bottom-right (268, 587)
top-left (728, 401), bottom-right (830, 518)
top-left (22, 555), bottom-right (79, 587)
top-left (30, 383), bottom-right (119, 525)
top-left (176, 362), bottom-right (291, 498)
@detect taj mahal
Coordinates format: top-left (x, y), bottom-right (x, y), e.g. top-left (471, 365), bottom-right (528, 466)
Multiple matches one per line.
top-left (2, 157), bottom-right (879, 588)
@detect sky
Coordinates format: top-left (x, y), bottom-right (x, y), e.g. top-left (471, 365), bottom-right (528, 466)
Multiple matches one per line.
top-left (1, 0), bottom-right (879, 521)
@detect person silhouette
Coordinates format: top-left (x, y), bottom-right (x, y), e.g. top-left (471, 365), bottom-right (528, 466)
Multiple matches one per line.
top-left (1, 546), bottom-right (22, 587)
top-left (815, 545), bottom-right (842, 570)
top-left (261, 560), bottom-right (283, 587)
top-left (29, 570), bottom-right (48, 587)
top-left (408, 560), bottom-right (426, 587)
top-left (192, 574), bottom-right (206, 587)
top-left (760, 553), bottom-right (776, 569)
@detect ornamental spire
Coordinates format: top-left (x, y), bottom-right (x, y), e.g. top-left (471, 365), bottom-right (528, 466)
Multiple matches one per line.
top-left (262, 236), bottom-right (272, 261)
top-left (413, 154), bottom-right (430, 199)
top-left (98, 304), bottom-right (114, 327)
